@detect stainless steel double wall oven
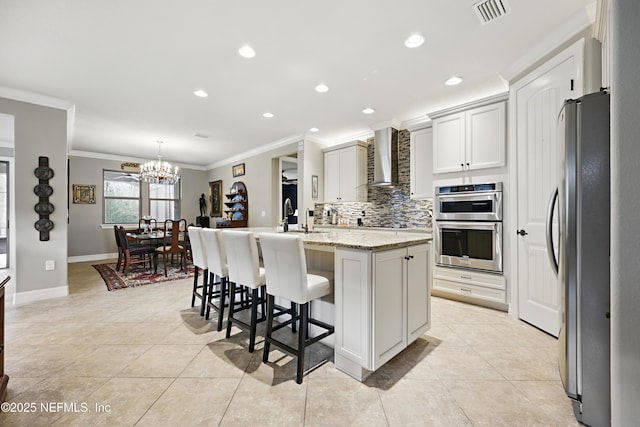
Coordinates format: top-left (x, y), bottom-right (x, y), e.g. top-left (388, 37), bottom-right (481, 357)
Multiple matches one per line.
top-left (433, 183), bottom-right (503, 273)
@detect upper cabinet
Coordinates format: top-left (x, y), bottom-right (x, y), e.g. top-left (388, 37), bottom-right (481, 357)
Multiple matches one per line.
top-left (431, 97), bottom-right (506, 174)
top-left (323, 141), bottom-right (367, 203)
top-left (409, 127), bottom-right (433, 199)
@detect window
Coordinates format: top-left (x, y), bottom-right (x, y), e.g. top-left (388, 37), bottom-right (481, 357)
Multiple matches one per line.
top-left (149, 182), bottom-right (180, 222)
top-left (103, 170), bottom-right (140, 224)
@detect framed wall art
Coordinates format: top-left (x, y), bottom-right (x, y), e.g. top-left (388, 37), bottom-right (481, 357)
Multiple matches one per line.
top-left (72, 184), bottom-right (96, 204)
top-left (209, 180), bottom-right (223, 217)
top-left (312, 175), bottom-right (318, 198)
top-left (232, 163), bottom-right (245, 177)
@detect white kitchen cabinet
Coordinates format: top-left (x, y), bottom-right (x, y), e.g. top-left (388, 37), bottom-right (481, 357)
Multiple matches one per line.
top-left (432, 100), bottom-right (506, 173)
top-left (372, 248), bottom-right (407, 369)
top-left (323, 141), bottom-right (367, 202)
top-left (407, 243), bottom-right (431, 342)
top-left (335, 242), bottom-right (431, 379)
top-left (410, 127), bottom-right (434, 199)
top-left (372, 243), bottom-right (430, 369)
top-left (432, 265), bottom-right (506, 305)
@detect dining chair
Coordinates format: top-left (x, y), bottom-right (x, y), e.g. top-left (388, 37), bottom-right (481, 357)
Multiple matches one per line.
top-left (138, 217), bottom-right (157, 233)
top-left (187, 226), bottom-right (208, 316)
top-left (118, 226), bottom-right (156, 275)
top-left (259, 232), bottom-right (334, 384)
top-left (155, 219), bottom-right (188, 276)
top-left (114, 225), bottom-right (124, 272)
top-left (201, 228), bottom-right (229, 331)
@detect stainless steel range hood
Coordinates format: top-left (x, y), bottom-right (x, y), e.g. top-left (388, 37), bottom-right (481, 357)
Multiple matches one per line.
top-left (371, 127), bottom-right (399, 187)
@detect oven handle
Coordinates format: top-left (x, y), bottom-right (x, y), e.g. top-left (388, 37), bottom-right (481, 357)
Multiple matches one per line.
top-left (546, 187), bottom-right (559, 276)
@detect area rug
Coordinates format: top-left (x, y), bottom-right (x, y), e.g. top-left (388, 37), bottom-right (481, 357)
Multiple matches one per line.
top-left (93, 262), bottom-right (195, 291)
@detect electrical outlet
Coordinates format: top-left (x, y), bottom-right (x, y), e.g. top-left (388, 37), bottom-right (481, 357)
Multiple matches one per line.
top-left (45, 260), bottom-right (55, 271)
top-left (261, 210), bottom-right (266, 217)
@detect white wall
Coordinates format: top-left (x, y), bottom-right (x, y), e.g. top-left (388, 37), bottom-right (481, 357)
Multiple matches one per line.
top-left (299, 139), bottom-right (325, 222)
top-left (610, 0), bottom-right (640, 423)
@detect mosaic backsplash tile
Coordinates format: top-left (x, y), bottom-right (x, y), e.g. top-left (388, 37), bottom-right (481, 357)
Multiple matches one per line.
top-left (315, 129), bottom-right (433, 229)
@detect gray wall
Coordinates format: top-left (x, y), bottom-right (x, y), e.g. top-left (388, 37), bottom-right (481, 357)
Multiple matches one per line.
top-left (208, 142), bottom-right (299, 228)
top-left (0, 97), bottom-right (68, 294)
top-left (68, 155), bottom-right (208, 258)
top-left (611, 0), bottom-right (640, 423)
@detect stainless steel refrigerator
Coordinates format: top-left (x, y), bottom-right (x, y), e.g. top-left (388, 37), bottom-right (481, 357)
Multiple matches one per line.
top-left (547, 91), bottom-right (611, 426)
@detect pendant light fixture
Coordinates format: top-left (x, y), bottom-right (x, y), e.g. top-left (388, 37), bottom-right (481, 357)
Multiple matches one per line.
top-left (140, 141), bottom-right (180, 185)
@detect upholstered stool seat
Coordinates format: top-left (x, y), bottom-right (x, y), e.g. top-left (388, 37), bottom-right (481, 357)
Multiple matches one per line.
top-left (201, 228), bottom-right (229, 331)
top-left (259, 232), bottom-right (335, 384)
top-left (221, 230), bottom-right (267, 353)
top-left (187, 226), bottom-right (208, 316)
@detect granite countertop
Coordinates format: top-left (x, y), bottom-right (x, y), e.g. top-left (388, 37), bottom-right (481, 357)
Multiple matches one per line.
top-left (236, 227), bottom-right (432, 251)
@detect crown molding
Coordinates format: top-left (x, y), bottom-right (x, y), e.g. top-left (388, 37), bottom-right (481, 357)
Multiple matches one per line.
top-left (68, 150), bottom-right (207, 171)
top-left (501, 6), bottom-right (595, 82)
top-left (427, 92), bottom-right (509, 120)
top-left (370, 118), bottom-right (402, 132)
top-left (206, 133), bottom-right (304, 170)
top-left (0, 86), bottom-right (74, 111)
top-left (402, 116), bottom-right (432, 132)
top-left (331, 130), bottom-right (374, 146)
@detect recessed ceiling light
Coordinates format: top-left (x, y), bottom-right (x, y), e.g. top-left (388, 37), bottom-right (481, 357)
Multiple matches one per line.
top-left (263, 112), bottom-right (274, 118)
top-left (193, 89), bottom-right (208, 98)
top-left (445, 76), bottom-right (463, 86)
top-left (404, 34), bottom-right (425, 48)
top-left (362, 107), bottom-right (375, 114)
top-left (315, 84), bottom-right (329, 93)
top-left (238, 45), bottom-right (256, 58)
top-left (309, 127), bottom-right (319, 132)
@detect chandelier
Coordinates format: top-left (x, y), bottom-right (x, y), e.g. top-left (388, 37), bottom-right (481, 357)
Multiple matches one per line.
top-left (140, 141), bottom-right (180, 185)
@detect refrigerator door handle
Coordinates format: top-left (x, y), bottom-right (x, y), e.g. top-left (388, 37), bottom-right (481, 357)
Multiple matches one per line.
top-left (546, 187), bottom-right (559, 276)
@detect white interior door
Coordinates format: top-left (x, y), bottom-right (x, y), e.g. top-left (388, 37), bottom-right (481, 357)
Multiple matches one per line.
top-left (514, 46), bottom-right (581, 337)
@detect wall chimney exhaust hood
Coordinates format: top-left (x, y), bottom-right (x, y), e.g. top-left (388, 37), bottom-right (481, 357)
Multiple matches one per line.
top-left (371, 126), bottom-right (399, 187)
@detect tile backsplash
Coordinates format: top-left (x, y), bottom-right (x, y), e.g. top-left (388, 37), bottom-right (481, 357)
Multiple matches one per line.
top-left (314, 129), bottom-right (433, 229)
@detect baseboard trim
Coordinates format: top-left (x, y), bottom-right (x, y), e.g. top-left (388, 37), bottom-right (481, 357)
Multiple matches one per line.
top-left (68, 253), bottom-right (118, 263)
top-left (13, 285), bottom-right (69, 305)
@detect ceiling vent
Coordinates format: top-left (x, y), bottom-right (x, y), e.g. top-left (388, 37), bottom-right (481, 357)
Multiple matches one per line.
top-left (473, 0), bottom-right (511, 25)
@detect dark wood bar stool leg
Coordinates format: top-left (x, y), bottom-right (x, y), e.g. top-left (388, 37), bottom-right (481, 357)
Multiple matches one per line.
top-left (226, 281), bottom-right (236, 339)
top-left (217, 277), bottom-right (227, 332)
top-left (262, 295), bottom-right (275, 362)
top-left (296, 303), bottom-right (309, 384)
top-left (249, 287), bottom-right (260, 352)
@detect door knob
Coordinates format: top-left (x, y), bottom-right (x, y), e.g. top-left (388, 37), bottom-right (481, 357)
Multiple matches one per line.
top-left (517, 229), bottom-right (528, 236)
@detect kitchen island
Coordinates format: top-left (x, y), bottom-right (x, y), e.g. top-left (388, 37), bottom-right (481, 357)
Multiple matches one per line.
top-left (242, 227), bottom-right (433, 381)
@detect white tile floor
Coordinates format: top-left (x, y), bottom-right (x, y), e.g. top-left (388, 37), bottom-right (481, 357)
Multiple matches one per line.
top-left (0, 261), bottom-right (580, 426)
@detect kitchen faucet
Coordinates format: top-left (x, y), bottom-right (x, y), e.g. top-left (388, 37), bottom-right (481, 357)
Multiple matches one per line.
top-left (302, 208), bottom-right (310, 233)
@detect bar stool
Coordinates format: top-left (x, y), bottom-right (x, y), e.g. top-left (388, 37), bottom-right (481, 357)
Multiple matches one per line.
top-left (187, 226), bottom-right (208, 316)
top-left (201, 228), bottom-right (229, 331)
top-left (259, 232), bottom-right (335, 384)
top-left (221, 230), bottom-right (267, 353)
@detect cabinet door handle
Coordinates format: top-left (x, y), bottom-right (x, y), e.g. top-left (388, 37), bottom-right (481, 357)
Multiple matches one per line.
top-left (460, 288), bottom-right (472, 293)
top-left (460, 275), bottom-right (472, 280)
top-left (404, 256), bottom-right (410, 260)
top-left (460, 163), bottom-right (464, 168)
top-left (409, 255), bottom-right (414, 259)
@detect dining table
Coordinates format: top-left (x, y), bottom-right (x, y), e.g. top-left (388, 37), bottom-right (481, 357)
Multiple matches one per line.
top-left (126, 230), bottom-right (189, 274)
